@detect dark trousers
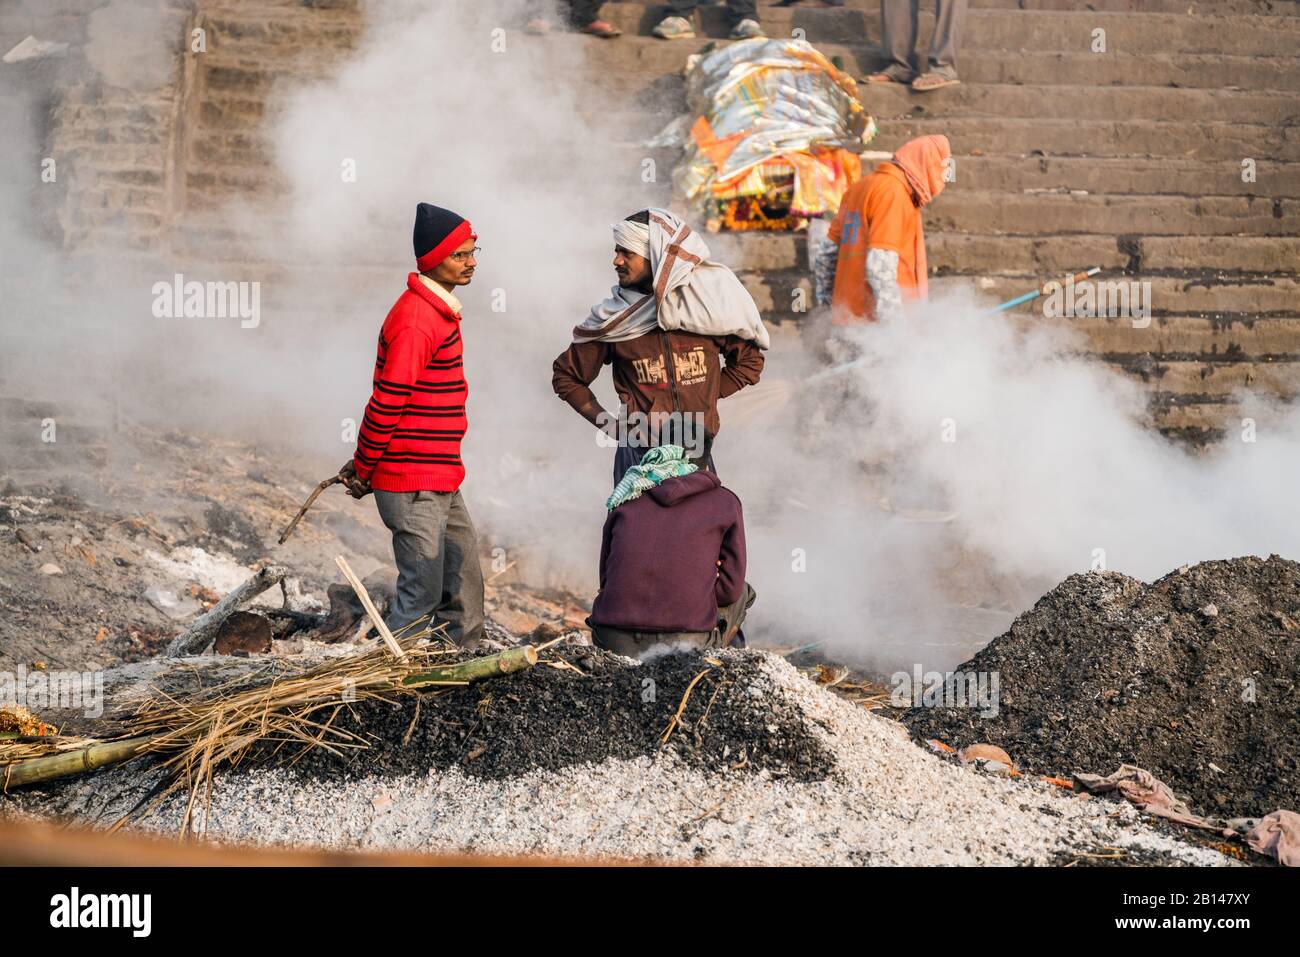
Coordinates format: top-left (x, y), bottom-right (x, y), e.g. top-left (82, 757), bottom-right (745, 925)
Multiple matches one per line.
top-left (880, 0), bottom-right (965, 80)
top-left (591, 583), bottom-right (757, 657)
top-left (567, 0), bottom-right (604, 24)
top-left (374, 489), bottom-right (485, 647)
top-left (526, 1), bottom-right (604, 26)
top-left (665, 0), bottom-right (757, 26)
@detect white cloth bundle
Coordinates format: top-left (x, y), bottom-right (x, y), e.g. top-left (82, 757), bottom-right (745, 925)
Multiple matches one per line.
top-left (573, 207), bottom-right (770, 349)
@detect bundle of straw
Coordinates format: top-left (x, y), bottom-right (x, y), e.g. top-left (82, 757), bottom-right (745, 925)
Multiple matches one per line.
top-left (3, 632), bottom-right (540, 837)
top-left (124, 636), bottom-right (540, 836)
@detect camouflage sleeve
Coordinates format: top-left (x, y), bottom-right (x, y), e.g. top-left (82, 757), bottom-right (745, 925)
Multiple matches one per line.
top-left (866, 247), bottom-right (903, 322)
top-left (812, 233), bottom-right (839, 307)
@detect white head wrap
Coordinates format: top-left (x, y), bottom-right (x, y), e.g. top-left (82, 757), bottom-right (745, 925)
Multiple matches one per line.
top-left (574, 208), bottom-right (770, 349)
top-left (612, 219), bottom-right (651, 258)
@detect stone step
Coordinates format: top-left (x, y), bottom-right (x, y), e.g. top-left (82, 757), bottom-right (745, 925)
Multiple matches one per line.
top-left (708, 232), bottom-right (1299, 276)
top-left (974, 12), bottom-right (1300, 56)
top-left (53, 99), bottom-right (176, 129)
top-left (601, 71), bottom-right (1300, 124)
top-left (1005, 314), bottom-right (1300, 359)
top-left (739, 270), bottom-right (1300, 317)
top-left (595, 113), bottom-right (1300, 161)
top-left (673, 0), bottom-right (1300, 14)
top-left (713, 0), bottom-right (1299, 11)
top-left (568, 35), bottom-right (1300, 92)
top-left (63, 179), bottom-right (168, 209)
top-left (599, 4), bottom-right (1300, 55)
top-left (201, 61), bottom-right (336, 95)
top-left (189, 129), bottom-right (265, 156)
top-left (57, 143), bottom-right (173, 170)
top-left (198, 94), bottom-right (272, 127)
top-left (881, 118), bottom-right (1300, 162)
top-left (1113, 358), bottom-right (1300, 397)
top-left (970, 0), bottom-right (1298, 12)
top-left (950, 51), bottom-right (1300, 90)
top-left (953, 155), bottom-right (1300, 198)
top-left (185, 166), bottom-right (288, 203)
top-left (204, 0), bottom-right (358, 9)
top-left (930, 233), bottom-right (1300, 275)
top-left (862, 83), bottom-right (1300, 124)
top-left (1130, 236), bottom-right (1300, 273)
top-left (63, 207), bottom-right (165, 235)
top-left (1151, 400), bottom-right (1241, 439)
top-left (929, 273), bottom-right (1300, 314)
top-left (200, 9), bottom-right (360, 54)
top-left (928, 191), bottom-right (1297, 236)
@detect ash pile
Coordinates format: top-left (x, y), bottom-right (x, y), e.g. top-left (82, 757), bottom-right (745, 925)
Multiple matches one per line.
top-left (278, 645), bottom-right (835, 782)
top-left (4, 642), bottom-right (1232, 866)
top-left (905, 556), bottom-right (1300, 819)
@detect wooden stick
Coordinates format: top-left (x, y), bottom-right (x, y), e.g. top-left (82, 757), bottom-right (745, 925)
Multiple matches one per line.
top-left (2, 736), bottom-right (153, 791)
top-left (401, 645), bottom-right (538, 688)
top-left (334, 555), bottom-right (405, 659)
top-left (277, 476), bottom-right (342, 545)
top-left (661, 667), bottom-right (714, 745)
top-left (165, 564), bottom-right (287, 657)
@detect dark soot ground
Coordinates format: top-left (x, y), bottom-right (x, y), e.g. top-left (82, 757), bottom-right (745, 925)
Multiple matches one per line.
top-left (270, 648), bottom-right (838, 783)
top-left (906, 556), bottom-right (1300, 818)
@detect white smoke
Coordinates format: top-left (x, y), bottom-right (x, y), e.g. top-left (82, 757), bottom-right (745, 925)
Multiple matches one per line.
top-left (724, 293), bottom-right (1300, 668)
top-left (4, 0), bottom-right (1298, 672)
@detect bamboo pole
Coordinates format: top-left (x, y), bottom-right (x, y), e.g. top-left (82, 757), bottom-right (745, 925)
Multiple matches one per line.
top-left (334, 555), bottom-right (405, 658)
top-left (401, 645), bottom-right (538, 688)
top-left (2, 736), bottom-right (153, 791)
top-left (1, 649), bottom-right (537, 790)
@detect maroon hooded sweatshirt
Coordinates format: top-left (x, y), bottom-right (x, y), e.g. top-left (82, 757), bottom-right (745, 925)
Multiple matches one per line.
top-left (590, 470), bottom-right (746, 634)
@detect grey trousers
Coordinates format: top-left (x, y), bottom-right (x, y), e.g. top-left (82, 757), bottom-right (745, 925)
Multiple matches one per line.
top-left (665, 0), bottom-right (756, 26)
top-left (880, 0), bottom-right (966, 80)
top-left (373, 489), bottom-right (485, 647)
top-left (590, 583), bottom-right (757, 658)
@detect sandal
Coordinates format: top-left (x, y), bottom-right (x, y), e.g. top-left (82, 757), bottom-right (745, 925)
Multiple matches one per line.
top-left (580, 19), bottom-right (622, 38)
top-left (912, 72), bottom-right (961, 91)
top-left (652, 15), bottom-right (696, 40)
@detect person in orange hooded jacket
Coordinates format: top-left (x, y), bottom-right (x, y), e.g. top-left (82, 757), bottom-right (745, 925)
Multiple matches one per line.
top-left (813, 134), bottom-right (952, 324)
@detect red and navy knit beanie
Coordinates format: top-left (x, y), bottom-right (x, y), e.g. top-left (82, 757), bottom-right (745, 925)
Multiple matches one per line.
top-left (413, 202), bottom-right (476, 272)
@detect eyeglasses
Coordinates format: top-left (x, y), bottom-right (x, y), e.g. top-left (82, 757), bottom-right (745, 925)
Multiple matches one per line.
top-left (448, 246), bottom-right (481, 262)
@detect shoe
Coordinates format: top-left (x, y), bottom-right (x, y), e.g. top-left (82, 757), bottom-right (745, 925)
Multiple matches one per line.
top-left (730, 18), bottom-right (766, 39)
top-left (911, 71), bottom-right (961, 91)
top-left (652, 15), bottom-right (696, 39)
top-left (579, 19), bottom-right (622, 38)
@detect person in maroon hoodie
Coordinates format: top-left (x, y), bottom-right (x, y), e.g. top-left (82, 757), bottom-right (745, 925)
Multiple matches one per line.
top-left (587, 447), bottom-right (756, 657)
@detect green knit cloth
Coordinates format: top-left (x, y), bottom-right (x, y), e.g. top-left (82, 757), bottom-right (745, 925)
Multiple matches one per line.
top-left (606, 445), bottom-right (699, 511)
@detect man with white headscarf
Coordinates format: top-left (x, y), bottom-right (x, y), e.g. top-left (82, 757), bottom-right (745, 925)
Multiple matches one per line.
top-left (552, 208), bottom-right (769, 482)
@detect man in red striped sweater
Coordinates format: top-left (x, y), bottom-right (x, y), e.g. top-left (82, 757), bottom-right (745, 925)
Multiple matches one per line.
top-left (338, 203), bottom-right (486, 648)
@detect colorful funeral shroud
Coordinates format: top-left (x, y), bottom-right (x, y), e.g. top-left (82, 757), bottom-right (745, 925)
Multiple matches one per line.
top-left (673, 38), bottom-right (876, 232)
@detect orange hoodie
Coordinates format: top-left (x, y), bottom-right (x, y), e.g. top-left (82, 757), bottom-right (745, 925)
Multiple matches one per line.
top-left (828, 134), bottom-right (951, 323)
